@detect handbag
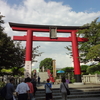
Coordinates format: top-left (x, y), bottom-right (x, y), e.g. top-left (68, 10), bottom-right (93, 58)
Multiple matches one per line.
top-left (63, 83), bottom-right (70, 95)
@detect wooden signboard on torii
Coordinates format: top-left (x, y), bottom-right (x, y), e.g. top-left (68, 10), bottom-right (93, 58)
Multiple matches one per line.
top-left (9, 22), bottom-right (88, 82)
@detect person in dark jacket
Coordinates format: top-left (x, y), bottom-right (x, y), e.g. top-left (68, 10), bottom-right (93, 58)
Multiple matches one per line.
top-left (31, 75), bottom-right (37, 97)
top-left (38, 76), bottom-right (40, 84)
top-left (5, 78), bottom-right (15, 100)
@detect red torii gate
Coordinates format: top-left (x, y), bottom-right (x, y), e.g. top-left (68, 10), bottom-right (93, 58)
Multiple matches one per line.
top-left (9, 22), bottom-right (88, 82)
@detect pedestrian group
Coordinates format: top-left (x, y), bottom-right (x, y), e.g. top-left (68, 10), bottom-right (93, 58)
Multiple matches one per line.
top-left (1, 76), bottom-right (69, 100)
top-left (3, 75), bottom-right (37, 100)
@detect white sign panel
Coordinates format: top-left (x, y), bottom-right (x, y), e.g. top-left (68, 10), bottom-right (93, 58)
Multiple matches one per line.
top-left (24, 61), bottom-right (32, 78)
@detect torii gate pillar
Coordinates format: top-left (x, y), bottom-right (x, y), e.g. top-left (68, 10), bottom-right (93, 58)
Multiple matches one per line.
top-left (25, 30), bottom-right (33, 78)
top-left (71, 31), bottom-right (81, 82)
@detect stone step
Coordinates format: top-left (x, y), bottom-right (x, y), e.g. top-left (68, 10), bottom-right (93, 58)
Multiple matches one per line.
top-left (35, 88), bottom-right (100, 100)
top-left (35, 94), bottom-right (100, 100)
top-left (36, 88), bottom-right (100, 93)
top-left (64, 97), bottom-right (100, 100)
top-left (37, 83), bottom-right (100, 89)
top-left (36, 90), bottom-right (100, 95)
top-left (35, 84), bottom-right (100, 100)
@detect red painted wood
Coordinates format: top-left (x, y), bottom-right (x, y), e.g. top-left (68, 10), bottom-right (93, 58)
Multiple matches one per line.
top-left (71, 31), bottom-right (81, 75)
top-left (11, 27), bottom-right (77, 33)
top-left (25, 30), bottom-right (33, 61)
top-left (13, 35), bottom-right (88, 42)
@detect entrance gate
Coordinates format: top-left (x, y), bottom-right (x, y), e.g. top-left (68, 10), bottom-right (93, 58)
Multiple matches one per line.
top-left (9, 22), bottom-right (88, 82)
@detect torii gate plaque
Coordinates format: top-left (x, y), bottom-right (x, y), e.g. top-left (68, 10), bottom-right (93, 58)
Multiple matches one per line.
top-left (9, 22), bottom-right (88, 82)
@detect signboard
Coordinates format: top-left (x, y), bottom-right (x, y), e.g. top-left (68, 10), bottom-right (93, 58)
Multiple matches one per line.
top-left (24, 61), bottom-right (32, 78)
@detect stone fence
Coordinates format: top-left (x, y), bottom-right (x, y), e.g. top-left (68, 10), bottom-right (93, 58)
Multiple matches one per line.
top-left (55, 74), bottom-right (100, 84)
top-left (82, 74), bottom-right (100, 84)
top-left (0, 75), bottom-right (23, 86)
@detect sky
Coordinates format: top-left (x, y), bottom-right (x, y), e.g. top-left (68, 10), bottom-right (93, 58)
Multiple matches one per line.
top-left (0, 0), bottom-right (100, 69)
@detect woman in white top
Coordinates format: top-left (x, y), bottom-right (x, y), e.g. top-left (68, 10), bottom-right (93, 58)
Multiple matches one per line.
top-left (60, 77), bottom-right (69, 100)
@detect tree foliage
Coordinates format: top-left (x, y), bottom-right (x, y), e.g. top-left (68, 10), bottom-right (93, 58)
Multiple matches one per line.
top-left (65, 18), bottom-right (100, 63)
top-left (61, 67), bottom-right (73, 72)
top-left (11, 67), bottom-right (24, 76)
top-left (87, 63), bottom-right (100, 74)
top-left (80, 65), bottom-right (89, 75)
top-left (39, 58), bottom-right (53, 70)
top-left (77, 18), bottom-right (100, 63)
top-left (0, 13), bottom-right (25, 74)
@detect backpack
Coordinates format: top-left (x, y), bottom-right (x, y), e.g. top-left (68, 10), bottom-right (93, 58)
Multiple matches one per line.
top-left (0, 84), bottom-right (7, 98)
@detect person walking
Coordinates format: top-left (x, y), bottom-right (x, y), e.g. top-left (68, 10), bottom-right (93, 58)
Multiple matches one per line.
top-left (44, 79), bottom-right (52, 100)
top-left (25, 77), bottom-right (34, 100)
top-left (60, 77), bottom-right (69, 100)
top-left (38, 76), bottom-right (40, 84)
top-left (15, 78), bottom-right (30, 100)
top-left (5, 78), bottom-right (15, 100)
top-left (31, 75), bottom-right (37, 97)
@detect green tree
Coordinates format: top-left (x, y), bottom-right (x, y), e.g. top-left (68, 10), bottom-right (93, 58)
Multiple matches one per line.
top-left (77, 18), bottom-right (100, 63)
top-left (86, 44), bottom-right (100, 61)
top-left (87, 63), bottom-right (100, 74)
top-left (39, 58), bottom-right (53, 70)
top-left (61, 67), bottom-right (73, 72)
top-left (65, 18), bottom-right (100, 64)
top-left (11, 67), bottom-right (24, 76)
top-left (0, 13), bottom-right (25, 73)
top-left (12, 41), bottom-right (25, 68)
top-left (80, 65), bottom-right (89, 75)
top-left (0, 67), bottom-right (24, 76)
top-left (0, 14), bottom-right (15, 69)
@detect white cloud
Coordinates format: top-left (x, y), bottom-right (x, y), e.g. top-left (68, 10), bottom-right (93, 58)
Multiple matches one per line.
top-left (0, 0), bottom-right (100, 68)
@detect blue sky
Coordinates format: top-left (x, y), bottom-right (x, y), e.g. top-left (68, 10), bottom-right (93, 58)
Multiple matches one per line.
top-left (0, 0), bottom-right (100, 68)
top-left (46, 0), bottom-right (100, 12)
top-left (7, 0), bottom-right (100, 12)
